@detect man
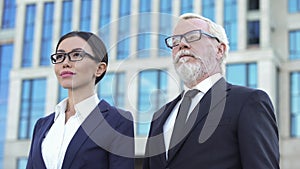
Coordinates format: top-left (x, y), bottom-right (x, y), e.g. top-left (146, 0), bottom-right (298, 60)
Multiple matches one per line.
top-left (143, 13), bottom-right (279, 169)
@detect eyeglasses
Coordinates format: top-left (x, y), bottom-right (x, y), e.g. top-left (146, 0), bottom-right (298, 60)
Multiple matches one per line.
top-left (165, 29), bottom-right (220, 49)
top-left (50, 50), bottom-right (100, 64)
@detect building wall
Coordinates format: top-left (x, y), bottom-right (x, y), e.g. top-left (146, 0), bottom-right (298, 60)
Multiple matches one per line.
top-left (0, 0), bottom-right (300, 169)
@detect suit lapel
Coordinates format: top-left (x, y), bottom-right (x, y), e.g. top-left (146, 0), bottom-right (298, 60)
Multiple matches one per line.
top-left (35, 114), bottom-right (55, 169)
top-left (62, 101), bottom-right (109, 169)
top-left (167, 78), bottom-right (229, 163)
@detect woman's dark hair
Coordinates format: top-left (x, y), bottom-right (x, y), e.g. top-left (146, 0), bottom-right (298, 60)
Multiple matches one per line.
top-left (56, 31), bottom-right (108, 85)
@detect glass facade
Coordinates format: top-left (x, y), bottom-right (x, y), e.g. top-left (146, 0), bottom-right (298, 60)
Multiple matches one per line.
top-left (17, 158), bottom-right (27, 169)
top-left (19, 79), bottom-right (46, 139)
top-left (180, 0), bottom-right (193, 14)
top-left (137, 0), bottom-right (152, 58)
top-left (226, 63), bottom-right (257, 88)
top-left (117, 0), bottom-right (131, 60)
top-left (99, 0), bottom-right (111, 48)
top-left (22, 4), bottom-right (36, 67)
top-left (98, 73), bottom-right (125, 108)
top-left (291, 72), bottom-right (300, 137)
top-left (1, 0), bottom-right (16, 29)
top-left (202, 0), bottom-right (216, 21)
top-left (158, 0), bottom-right (172, 57)
top-left (80, 0), bottom-right (92, 31)
top-left (248, 0), bottom-right (259, 10)
top-left (137, 70), bottom-right (168, 136)
top-left (289, 0), bottom-right (300, 13)
top-left (247, 20), bottom-right (260, 45)
top-left (61, 0), bottom-right (73, 36)
top-left (40, 2), bottom-right (54, 66)
top-left (0, 44), bottom-right (13, 169)
top-left (289, 30), bottom-right (300, 60)
top-left (224, 0), bottom-right (238, 51)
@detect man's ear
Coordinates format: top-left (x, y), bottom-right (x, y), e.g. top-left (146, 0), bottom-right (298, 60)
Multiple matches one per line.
top-left (95, 62), bottom-right (107, 77)
top-left (216, 43), bottom-right (226, 60)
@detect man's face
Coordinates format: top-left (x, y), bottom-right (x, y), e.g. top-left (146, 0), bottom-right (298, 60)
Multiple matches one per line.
top-left (172, 18), bottom-right (220, 87)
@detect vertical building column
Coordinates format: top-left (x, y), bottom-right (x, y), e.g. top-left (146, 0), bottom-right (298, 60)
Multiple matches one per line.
top-left (14, 1), bottom-right (25, 69)
top-left (130, 0), bottom-right (138, 60)
top-left (91, 0), bottom-right (100, 33)
top-left (72, 0), bottom-right (80, 30)
top-left (260, 0), bottom-right (271, 48)
top-left (238, 0), bottom-right (247, 50)
top-left (109, 0), bottom-right (119, 61)
top-left (215, 0), bottom-right (223, 26)
top-left (33, 1), bottom-right (43, 67)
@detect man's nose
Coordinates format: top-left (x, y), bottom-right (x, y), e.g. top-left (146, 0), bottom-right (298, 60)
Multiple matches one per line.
top-left (178, 38), bottom-right (191, 50)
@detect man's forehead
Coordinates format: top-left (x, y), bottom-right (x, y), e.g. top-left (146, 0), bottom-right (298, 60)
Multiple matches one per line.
top-left (173, 18), bottom-right (209, 34)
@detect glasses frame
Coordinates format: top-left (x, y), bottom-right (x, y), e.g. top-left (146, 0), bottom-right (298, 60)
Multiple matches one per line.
top-left (50, 50), bottom-right (100, 64)
top-left (165, 29), bottom-right (221, 49)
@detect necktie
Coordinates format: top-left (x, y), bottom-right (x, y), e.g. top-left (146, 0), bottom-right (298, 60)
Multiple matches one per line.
top-left (168, 89), bottom-right (199, 157)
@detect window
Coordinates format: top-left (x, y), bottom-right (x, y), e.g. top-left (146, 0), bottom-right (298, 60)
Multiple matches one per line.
top-left (61, 0), bottom-right (73, 36)
top-left (180, 0), bottom-right (193, 14)
top-left (289, 0), bottom-right (300, 13)
top-left (22, 4), bottom-right (36, 67)
top-left (247, 20), bottom-right (260, 46)
top-left (58, 85), bottom-right (68, 103)
top-left (291, 72), bottom-right (300, 137)
top-left (40, 2), bottom-right (54, 66)
top-left (19, 79), bottom-right (46, 139)
top-left (117, 0), bottom-right (131, 60)
top-left (17, 158), bottom-right (28, 169)
top-left (1, 0), bottom-right (16, 29)
top-left (0, 44), bottom-right (13, 169)
top-left (224, 0), bottom-right (237, 51)
top-left (99, 0), bottom-right (111, 48)
top-left (80, 0), bottom-right (92, 31)
top-left (289, 30), bottom-right (300, 60)
top-left (202, 0), bottom-right (216, 21)
top-left (137, 70), bottom-right (168, 136)
top-left (138, 0), bottom-right (152, 58)
top-left (248, 0), bottom-right (259, 10)
top-left (226, 63), bottom-right (257, 88)
top-left (158, 0), bottom-right (172, 57)
top-left (98, 73), bottom-right (125, 107)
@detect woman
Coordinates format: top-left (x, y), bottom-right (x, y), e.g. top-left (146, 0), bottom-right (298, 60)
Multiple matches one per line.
top-left (26, 31), bottom-right (134, 169)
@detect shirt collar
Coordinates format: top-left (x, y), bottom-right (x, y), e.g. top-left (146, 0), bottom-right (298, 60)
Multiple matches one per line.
top-left (53, 94), bottom-right (100, 123)
top-left (184, 73), bottom-right (222, 94)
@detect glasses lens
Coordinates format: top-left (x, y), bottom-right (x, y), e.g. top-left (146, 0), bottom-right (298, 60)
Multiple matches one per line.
top-left (185, 30), bottom-right (201, 42)
top-left (69, 51), bottom-right (84, 61)
top-left (51, 53), bottom-right (65, 64)
top-left (166, 36), bottom-right (180, 48)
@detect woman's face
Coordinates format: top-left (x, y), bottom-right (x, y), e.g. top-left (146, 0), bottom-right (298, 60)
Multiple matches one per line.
top-left (54, 36), bottom-right (105, 91)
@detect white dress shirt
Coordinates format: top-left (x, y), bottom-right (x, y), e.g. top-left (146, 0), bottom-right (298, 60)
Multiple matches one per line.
top-left (163, 73), bottom-right (222, 159)
top-left (42, 94), bottom-right (100, 169)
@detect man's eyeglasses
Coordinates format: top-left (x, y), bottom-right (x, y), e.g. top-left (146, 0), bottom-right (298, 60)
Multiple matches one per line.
top-left (50, 50), bottom-right (100, 64)
top-left (165, 29), bottom-right (220, 49)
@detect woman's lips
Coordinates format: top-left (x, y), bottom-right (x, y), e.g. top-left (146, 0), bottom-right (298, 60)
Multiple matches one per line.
top-left (60, 71), bottom-right (75, 78)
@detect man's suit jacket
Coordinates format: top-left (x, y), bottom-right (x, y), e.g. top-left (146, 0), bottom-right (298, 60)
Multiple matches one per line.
top-left (26, 100), bottom-right (134, 169)
top-left (143, 78), bottom-right (279, 169)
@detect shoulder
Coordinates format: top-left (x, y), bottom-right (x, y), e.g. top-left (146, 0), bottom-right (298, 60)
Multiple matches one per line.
top-left (34, 113), bottom-right (55, 128)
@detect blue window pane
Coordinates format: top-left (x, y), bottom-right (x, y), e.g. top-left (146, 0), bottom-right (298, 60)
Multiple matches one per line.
top-left (226, 63), bottom-right (257, 88)
top-left (1, 0), bottom-right (16, 29)
top-left (22, 5), bottom-right (36, 67)
top-left (289, 0), bottom-right (300, 13)
top-left (224, 0), bottom-right (237, 51)
top-left (117, 0), bottom-right (131, 60)
top-left (17, 158), bottom-right (28, 169)
top-left (99, 0), bottom-right (111, 49)
top-left (247, 21), bottom-right (260, 45)
top-left (61, 0), bottom-right (73, 36)
top-left (98, 73), bottom-right (125, 108)
top-left (158, 0), bottom-right (172, 57)
top-left (137, 70), bottom-right (168, 136)
top-left (289, 30), bottom-right (300, 60)
top-left (202, 0), bottom-right (216, 21)
top-left (180, 0), bottom-right (193, 14)
top-left (19, 79), bottom-right (46, 139)
top-left (291, 72), bottom-right (300, 137)
top-left (80, 0), bottom-right (92, 31)
top-left (40, 2), bottom-right (54, 66)
top-left (248, 0), bottom-right (259, 10)
top-left (0, 44), bottom-right (13, 169)
top-left (140, 0), bottom-right (151, 12)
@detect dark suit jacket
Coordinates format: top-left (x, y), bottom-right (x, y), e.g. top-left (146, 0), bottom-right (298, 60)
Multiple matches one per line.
top-left (143, 78), bottom-right (279, 169)
top-left (26, 100), bottom-right (134, 169)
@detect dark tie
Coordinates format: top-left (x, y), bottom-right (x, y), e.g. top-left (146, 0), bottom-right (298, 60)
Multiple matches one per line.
top-left (168, 89), bottom-right (199, 158)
